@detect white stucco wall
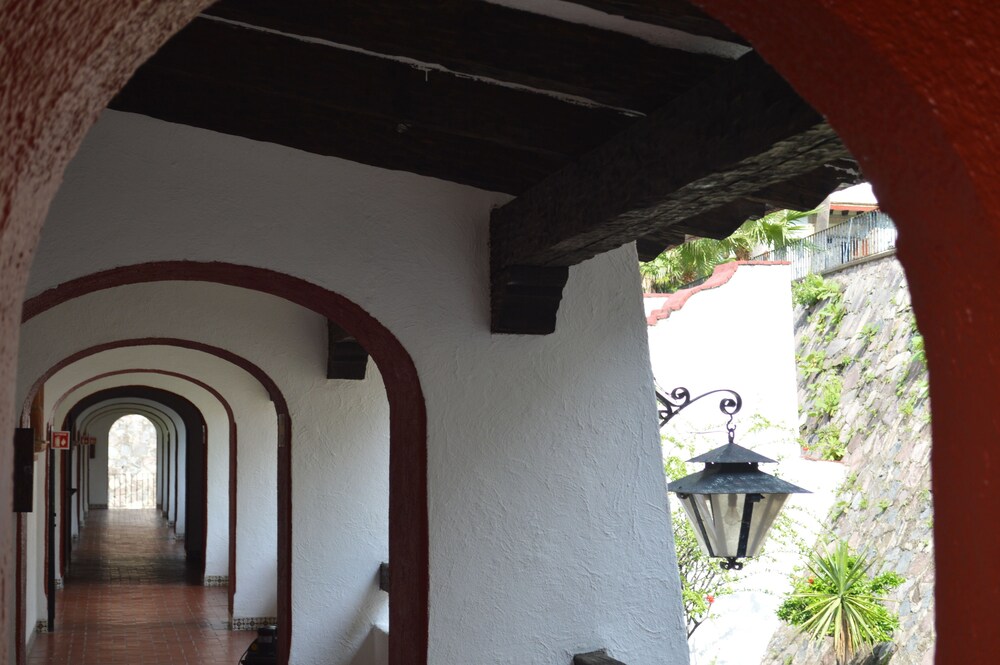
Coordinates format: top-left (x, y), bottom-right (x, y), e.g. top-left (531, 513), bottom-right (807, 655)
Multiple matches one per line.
top-left (21, 109), bottom-right (689, 664)
top-left (25, 460), bottom-right (45, 645)
top-left (647, 263), bottom-right (843, 665)
top-left (295, 359), bottom-right (389, 665)
top-left (648, 265), bottom-right (800, 458)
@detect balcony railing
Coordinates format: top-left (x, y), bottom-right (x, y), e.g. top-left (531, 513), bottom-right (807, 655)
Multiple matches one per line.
top-left (109, 471), bottom-right (156, 509)
top-left (753, 210), bottom-right (897, 280)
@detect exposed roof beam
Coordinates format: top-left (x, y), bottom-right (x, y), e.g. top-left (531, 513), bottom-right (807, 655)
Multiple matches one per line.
top-left (328, 321), bottom-right (369, 380)
top-left (203, 0), bottom-right (729, 112)
top-left (109, 17), bottom-right (638, 194)
top-left (567, 0), bottom-right (748, 44)
top-left (490, 52), bottom-right (855, 332)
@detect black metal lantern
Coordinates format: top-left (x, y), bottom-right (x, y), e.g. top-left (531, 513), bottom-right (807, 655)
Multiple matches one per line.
top-left (659, 387), bottom-right (808, 570)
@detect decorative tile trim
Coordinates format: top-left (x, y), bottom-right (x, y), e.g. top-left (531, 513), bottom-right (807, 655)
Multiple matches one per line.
top-left (203, 575), bottom-right (229, 587)
top-left (55, 578), bottom-right (64, 590)
top-left (36, 621), bottom-right (48, 634)
top-left (230, 616), bottom-right (278, 631)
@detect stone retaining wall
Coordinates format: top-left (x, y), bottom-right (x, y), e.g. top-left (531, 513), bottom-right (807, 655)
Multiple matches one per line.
top-left (761, 257), bottom-right (935, 665)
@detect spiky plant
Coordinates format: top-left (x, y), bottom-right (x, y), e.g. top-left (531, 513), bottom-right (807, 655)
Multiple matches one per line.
top-left (780, 541), bottom-right (902, 664)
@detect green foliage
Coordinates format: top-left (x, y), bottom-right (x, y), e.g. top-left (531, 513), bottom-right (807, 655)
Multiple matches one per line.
top-left (878, 499), bottom-right (891, 513)
top-left (814, 424), bottom-right (846, 461)
top-left (810, 376), bottom-right (843, 419)
top-left (858, 323), bottom-right (880, 345)
top-left (793, 274), bottom-right (841, 307)
top-left (829, 499), bottom-right (850, 522)
top-left (777, 542), bottom-right (904, 664)
top-left (674, 511), bottom-right (733, 636)
top-left (910, 333), bottom-right (926, 367)
top-left (900, 396), bottom-right (917, 416)
top-left (798, 350), bottom-right (827, 376)
top-left (859, 496), bottom-right (869, 510)
top-left (640, 209), bottom-right (813, 292)
top-left (816, 298), bottom-right (848, 342)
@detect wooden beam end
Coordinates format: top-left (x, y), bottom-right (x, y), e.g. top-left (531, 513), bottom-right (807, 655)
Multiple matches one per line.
top-left (490, 265), bottom-right (569, 335)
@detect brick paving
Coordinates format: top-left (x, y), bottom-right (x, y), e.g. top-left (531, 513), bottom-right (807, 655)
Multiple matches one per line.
top-left (28, 509), bottom-right (254, 664)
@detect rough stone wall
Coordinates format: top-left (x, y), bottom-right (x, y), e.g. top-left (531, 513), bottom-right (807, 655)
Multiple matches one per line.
top-left (761, 256), bottom-right (935, 665)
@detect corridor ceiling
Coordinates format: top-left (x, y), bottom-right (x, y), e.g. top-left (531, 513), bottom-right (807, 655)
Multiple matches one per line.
top-left (109, 0), bottom-right (861, 333)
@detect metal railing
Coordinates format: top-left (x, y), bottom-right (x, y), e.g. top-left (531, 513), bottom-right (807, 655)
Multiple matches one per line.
top-left (753, 211), bottom-right (897, 280)
top-left (109, 471), bottom-right (156, 509)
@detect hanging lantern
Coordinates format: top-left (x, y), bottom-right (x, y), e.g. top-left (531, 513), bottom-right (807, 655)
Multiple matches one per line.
top-left (659, 387), bottom-right (809, 570)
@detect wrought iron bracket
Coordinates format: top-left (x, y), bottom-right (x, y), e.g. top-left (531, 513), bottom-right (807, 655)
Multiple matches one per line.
top-left (656, 386), bottom-right (743, 436)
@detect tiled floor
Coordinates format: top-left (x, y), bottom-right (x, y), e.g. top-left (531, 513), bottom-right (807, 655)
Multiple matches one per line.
top-left (28, 509), bottom-right (254, 664)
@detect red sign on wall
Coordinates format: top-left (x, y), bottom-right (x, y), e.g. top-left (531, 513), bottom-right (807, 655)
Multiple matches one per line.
top-left (52, 431), bottom-right (70, 450)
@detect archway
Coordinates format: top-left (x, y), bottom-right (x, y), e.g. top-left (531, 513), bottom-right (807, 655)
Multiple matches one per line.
top-left (106, 415), bottom-right (155, 509)
top-left (22, 268), bottom-right (427, 665)
top-left (25, 345), bottom-right (280, 638)
top-left (2, 3), bottom-right (998, 663)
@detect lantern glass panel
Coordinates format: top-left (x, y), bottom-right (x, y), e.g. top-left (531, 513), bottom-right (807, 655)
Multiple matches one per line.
top-left (744, 493), bottom-right (788, 557)
top-left (679, 492), bottom-right (790, 558)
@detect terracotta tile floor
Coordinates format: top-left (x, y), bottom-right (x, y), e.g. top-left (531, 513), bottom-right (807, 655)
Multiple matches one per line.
top-left (28, 509), bottom-right (254, 664)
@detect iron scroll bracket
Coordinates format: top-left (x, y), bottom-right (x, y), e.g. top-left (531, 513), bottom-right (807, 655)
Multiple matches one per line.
top-left (656, 386), bottom-right (743, 438)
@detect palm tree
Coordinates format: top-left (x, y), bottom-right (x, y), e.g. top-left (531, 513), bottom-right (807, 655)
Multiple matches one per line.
top-left (723, 208), bottom-right (814, 260)
top-left (640, 208), bottom-right (814, 292)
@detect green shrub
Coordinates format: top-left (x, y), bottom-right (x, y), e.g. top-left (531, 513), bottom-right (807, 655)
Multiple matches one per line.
top-left (816, 298), bottom-right (848, 341)
top-left (810, 376), bottom-right (843, 419)
top-left (815, 424), bottom-right (846, 461)
top-left (799, 350), bottom-right (827, 376)
top-left (793, 274), bottom-right (841, 307)
top-left (910, 333), bottom-right (926, 367)
top-left (858, 323), bottom-right (880, 345)
top-left (777, 542), bottom-right (904, 664)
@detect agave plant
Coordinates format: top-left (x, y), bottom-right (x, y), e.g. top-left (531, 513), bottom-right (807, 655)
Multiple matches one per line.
top-left (785, 541), bottom-right (902, 664)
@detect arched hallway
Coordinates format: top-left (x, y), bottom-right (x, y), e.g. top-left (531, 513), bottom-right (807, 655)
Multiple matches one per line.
top-left (27, 508), bottom-right (250, 664)
top-left (3, 1), bottom-right (999, 664)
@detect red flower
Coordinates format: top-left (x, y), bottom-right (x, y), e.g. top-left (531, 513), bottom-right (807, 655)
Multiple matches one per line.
top-left (807, 576), bottom-right (815, 585)
top-left (706, 594), bottom-right (715, 604)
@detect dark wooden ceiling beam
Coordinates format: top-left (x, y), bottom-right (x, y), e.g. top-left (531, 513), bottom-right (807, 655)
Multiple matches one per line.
top-left (109, 17), bottom-right (639, 193)
top-left (635, 198), bottom-right (763, 261)
top-left (567, 0), bottom-right (748, 44)
top-left (328, 321), bottom-right (369, 380)
top-left (635, 161), bottom-right (862, 261)
top-left (745, 159), bottom-right (863, 212)
top-left (203, 0), bottom-right (730, 112)
top-left (490, 52), bottom-right (854, 332)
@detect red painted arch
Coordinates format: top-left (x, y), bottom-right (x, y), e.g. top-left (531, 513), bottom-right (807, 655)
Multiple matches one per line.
top-left (56, 368), bottom-right (241, 615)
top-left (22, 264), bottom-right (428, 665)
top-left (22, 337), bottom-right (288, 422)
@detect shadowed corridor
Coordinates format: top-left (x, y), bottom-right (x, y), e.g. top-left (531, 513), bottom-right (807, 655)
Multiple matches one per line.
top-left (28, 509), bottom-right (252, 664)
